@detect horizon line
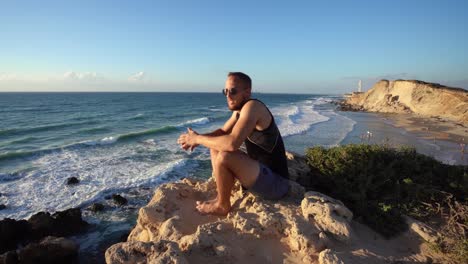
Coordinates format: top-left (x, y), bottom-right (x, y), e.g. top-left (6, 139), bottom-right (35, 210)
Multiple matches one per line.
top-left (0, 91), bottom-right (343, 95)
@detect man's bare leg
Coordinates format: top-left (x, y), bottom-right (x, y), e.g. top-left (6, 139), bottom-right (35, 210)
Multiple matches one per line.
top-left (196, 157), bottom-right (235, 215)
top-left (196, 151), bottom-right (260, 215)
top-left (196, 148), bottom-right (219, 206)
top-left (210, 148), bottom-right (219, 176)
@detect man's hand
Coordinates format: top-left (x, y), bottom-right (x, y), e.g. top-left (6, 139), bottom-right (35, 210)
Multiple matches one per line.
top-left (177, 127), bottom-right (199, 151)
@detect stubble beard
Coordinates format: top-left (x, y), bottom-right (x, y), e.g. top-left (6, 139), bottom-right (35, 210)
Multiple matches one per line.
top-left (228, 97), bottom-right (248, 111)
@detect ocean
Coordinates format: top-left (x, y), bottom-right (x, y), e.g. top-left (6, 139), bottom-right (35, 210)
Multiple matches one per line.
top-left (0, 92), bottom-right (465, 261)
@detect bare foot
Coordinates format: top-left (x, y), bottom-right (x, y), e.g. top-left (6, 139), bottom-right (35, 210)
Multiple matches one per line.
top-left (196, 201), bottom-right (230, 216)
top-left (196, 197), bottom-right (217, 206)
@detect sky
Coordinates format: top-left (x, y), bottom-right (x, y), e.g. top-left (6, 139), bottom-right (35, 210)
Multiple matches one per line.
top-left (1, 0), bottom-right (467, 94)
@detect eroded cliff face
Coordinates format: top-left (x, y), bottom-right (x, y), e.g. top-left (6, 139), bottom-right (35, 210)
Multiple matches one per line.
top-left (105, 153), bottom-right (441, 264)
top-left (105, 178), bottom-right (351, 263)
top-left (342, 80), bottom-right (468, 124)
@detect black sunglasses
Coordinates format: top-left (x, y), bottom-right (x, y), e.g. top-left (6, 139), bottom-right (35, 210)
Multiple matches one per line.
top-left (222, 87), bottom-right (238, 96)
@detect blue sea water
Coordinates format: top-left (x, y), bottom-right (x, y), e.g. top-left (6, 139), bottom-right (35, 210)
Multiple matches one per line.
top-left (0, 92), bottom-right (464, 261)
top-left (0, 92), bottom-right (355, 217)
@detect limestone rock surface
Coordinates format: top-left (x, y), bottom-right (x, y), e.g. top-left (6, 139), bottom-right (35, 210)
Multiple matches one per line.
top-left (105, 153), bottom-right (446, 264)
top-left (341, 79), bottom-right (468, 124)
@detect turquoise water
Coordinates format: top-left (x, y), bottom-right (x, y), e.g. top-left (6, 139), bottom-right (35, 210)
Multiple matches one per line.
top-left (0, 92), bottom-right (464, 262)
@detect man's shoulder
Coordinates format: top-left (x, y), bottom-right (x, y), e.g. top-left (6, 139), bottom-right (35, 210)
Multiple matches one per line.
top-left (240, 99), bottom-right (270, 122)
top-left (242, 99), bottom-right (266, 112)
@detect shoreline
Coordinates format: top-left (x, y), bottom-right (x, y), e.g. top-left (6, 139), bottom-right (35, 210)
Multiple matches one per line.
top-left (338, 110), bottom-right (467, 165)
top-left (383, 113), bottom-right (467, 144)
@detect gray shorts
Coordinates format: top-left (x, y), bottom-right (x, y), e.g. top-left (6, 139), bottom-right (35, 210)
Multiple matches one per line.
top-left (248, 163), bottom-right (289, 200)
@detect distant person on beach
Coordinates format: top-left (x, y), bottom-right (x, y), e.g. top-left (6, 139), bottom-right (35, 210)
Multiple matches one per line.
top-left (177, 72), bottom-right (289, 215)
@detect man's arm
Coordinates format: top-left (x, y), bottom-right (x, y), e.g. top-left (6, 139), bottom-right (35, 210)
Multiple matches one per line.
top-left (202, 111), bottom-right (238, 137)
top-left (178, 111), bottom-right (238, 150)
top-left (192, 101), bottom-right (259, 152)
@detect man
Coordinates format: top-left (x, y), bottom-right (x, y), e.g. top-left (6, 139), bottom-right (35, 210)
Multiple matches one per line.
top-left (177, 72), bottom-right (289, 215)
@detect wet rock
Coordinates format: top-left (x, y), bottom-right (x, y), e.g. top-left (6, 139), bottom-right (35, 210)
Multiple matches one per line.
top-left (0, 219), bottom-right (31, 254)
top-left (112, 194), bottom-right (128, 206)
top-left (119, 231), bottom-right (130, 242)
top-left (0, 250), bottom-right (18, 264)
top-left (89, 203), bottom-right (105, 212)
top-left (0, 204), bottom-right (6, 210)
top-left (17, 236), bottom-right (78, 264)
top-left (0, 209), bottom-right (87, 261)
top-left (28, 212), bottom-right (55, 239)
top-left (66, 177), bottom-right (79, 185)
top-left (28, 208), bottom-right (88, 239)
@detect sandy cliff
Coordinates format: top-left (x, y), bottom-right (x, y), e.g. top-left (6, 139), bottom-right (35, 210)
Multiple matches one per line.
top-left (341, 80), bottom-right (468, 125)
top-left (105, 153), bottom-right (443, 264)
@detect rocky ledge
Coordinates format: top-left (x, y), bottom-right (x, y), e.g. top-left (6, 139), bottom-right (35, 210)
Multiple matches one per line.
top-left (0, 208), bottom-right (88, 264)
top-left (340, 79), bottom-right (468, 125)
top-left (105, 153), bottom-right (442, 264)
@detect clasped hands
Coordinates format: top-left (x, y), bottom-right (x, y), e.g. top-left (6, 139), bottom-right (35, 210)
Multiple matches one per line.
top-left (177, 127), bottom-right (199, 151)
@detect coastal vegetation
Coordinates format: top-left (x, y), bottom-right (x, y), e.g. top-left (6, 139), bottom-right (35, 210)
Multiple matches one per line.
top-left (306, 144), bottom-right (468, 263)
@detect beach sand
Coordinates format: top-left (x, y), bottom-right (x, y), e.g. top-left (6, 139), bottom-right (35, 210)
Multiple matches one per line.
top-left (339, 111), bottom-right (467, 165)
top-left (387, 114), bottom-right (467, 143)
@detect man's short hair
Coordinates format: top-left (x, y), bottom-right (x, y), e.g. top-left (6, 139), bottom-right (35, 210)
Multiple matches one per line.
top-left (228, 72), bottom-right (252, 89)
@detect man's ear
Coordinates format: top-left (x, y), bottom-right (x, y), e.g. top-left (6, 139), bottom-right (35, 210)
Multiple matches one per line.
top-left (246, 87), bottom-right (252, 97)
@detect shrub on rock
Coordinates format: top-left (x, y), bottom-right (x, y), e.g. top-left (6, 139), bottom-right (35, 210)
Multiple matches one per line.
top-left (305, 144), bottom-right (467, 238)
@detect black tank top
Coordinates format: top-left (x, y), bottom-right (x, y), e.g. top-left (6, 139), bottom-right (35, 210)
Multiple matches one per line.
top-left (237, 99), bottom-right (289, 179)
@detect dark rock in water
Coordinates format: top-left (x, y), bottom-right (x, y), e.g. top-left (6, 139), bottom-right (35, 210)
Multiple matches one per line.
top-left (104, 195), bottom-right (112, 200)
top-left (17, 236), bottom-right (78, 264)
top-left (0, 208), bottom-right (88, 259)
top-left (0, 204), bottom-right (6, 210)
top-left (0, 250), bottom-right (18, 264)
top-left (66, 177), bottom-right (80, 185)
top-left (28, 208), bottom-right (88, 239)
top-left (128, 189), bottom-right (139, 195)
top-left (119, 231), bottom-right (130, 242)
top-left (0, 219), bottom-right (31, 254)
top-left (51, 208), bottom-right (89, 235)
top-left (89, 203), bottom-right (105, 212)
top-left (112, 194), bottom-right (128, 206)
top-left (28, 212), bottom-right (55, 239)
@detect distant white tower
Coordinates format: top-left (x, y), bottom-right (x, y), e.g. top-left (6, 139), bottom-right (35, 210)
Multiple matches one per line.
top-left (358, 80), bottom-right (362, 92)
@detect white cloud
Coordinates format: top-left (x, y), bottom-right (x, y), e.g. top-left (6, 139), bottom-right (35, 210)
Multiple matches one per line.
top-left (128, 71), bottom-right (146, 81)
top-left (0, 70), bottom-right (165, 91)
top-left (63, 71), bottom-right (102, 81)
top-left (0, 73), bottom-right (21, 81)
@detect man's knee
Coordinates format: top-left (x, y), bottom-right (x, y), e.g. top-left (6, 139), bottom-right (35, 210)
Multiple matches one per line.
top-left (210, 148), bottom-right (218, 157)
top-left (215, 151), bottom-right (234, 166)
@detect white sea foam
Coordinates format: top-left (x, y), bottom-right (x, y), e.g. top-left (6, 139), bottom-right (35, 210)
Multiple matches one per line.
top-left (178, 117), bottom-right (210, 127)
top-left (314, 97), bottom-right (333, 105)
top-left (271, 100), bottom-right (330, 137)
top-left (81, 136), bottom-right (118, 146)
top-left (0, 143), bottom-right (189, 220)
top-left (285, 105), bottom-right (300, 117)
top-left (208, 107), bottom-right (230, 112)
top-left (142, 139), bottom-right (157, 146)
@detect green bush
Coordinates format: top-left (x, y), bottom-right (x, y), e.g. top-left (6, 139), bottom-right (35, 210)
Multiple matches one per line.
top-left (305, 144), bottom-right (467, 238)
